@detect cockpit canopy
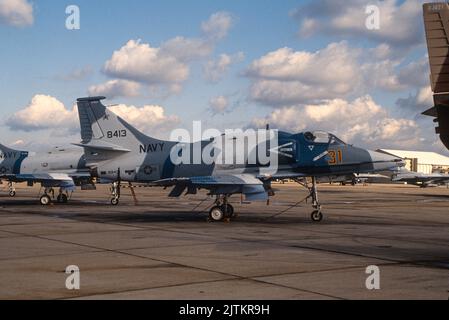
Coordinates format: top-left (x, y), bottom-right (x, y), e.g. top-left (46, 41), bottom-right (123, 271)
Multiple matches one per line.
top-left (303, 131), bottom-right (347, 145)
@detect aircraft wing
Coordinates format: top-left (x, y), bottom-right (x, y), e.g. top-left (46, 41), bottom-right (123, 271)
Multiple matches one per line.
top-left (154, 174), bottom-right (269, 201)
top-left (256, 172), bottom-right (308, 181)
top-left (4, 173), bottom-right (77, 190)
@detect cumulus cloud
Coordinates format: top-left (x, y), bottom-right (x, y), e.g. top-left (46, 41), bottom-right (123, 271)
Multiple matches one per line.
top-left (0, 0), bottom-right (33, 27)
top-left (361, 59), bottom-right (403, 91)
top-left (97, 12), bottom-right (235, 98)
top-left (397, 57), bottom-right (430, 88)
top-left (252, 95), bottom-right (423, 149)
top-left (59, 66), bottom-right (94, 81)
top-left (247, 43), bottom-right (360, 84)
top-left (6, 95), bottom-right (180, 139)
top-left (88, 79), bottom-right (141, 99)
top-left (160, 36), bottom-right (213, 62)
top-left (9, 139), bottom-right (25, 146)
top-left (7, 95), bottom-right (78, 132)
top-left (204, 52), bottom-right (244, 83)
top-left (201, 11), bottom-right (234, 41)
top-left (246, 41), bottom-right (428, 107)
top-left (396, 86), bottom-right (433, 111)
top-left (103, 39), bottom-right (190, 86)
top-left (247, 42), bottom-right (402, 106)
top-left (209, 96), bottom-right (229, 115)
top-left (246, 42), bottom-right (362, 105)
top-left (108, 104), bottom-right (180, 136)
top-left (292, 0), bottom-right (424, 49)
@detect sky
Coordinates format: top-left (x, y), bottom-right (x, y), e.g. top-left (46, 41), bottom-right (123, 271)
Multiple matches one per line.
top-left (0, 0), bottom-right (448, 155)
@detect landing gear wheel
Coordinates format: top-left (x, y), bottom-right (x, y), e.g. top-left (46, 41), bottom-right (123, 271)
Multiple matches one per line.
top-left (57, 194), bottom-right (68, 203)
top-left (311, 210), bottom-right (323, 222)
top-left (40, 195), bottom-right (51, 206)
top-left (9, 191), bottom-right (16, 197)
top-left (209, 206), bottom-right (225, 222)
top-left (111, 197), bottom-right (120, 206)
top-left (220, 204), bottom-right (234, 218)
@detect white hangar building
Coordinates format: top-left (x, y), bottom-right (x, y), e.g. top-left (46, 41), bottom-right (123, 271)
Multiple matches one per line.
top-left (378, 149), bottom-right (449, 174)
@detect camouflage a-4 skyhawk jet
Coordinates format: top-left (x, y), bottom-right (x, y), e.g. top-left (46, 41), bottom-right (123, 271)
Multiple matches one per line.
top-left (74, 97), bottom-right (403, 222)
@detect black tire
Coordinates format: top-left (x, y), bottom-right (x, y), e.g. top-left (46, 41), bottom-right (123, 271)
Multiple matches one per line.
top-left (40, 195), bottom-right (51, 206)
top-left (209, 206), bottom-right (225, 222)
top-left (9, 191), bottom-right (16, 197)
top-left (57, 194), bottom-right (68, 203)
top-left (311, 210), bottom-right (323, 222)
top-left (111, 197), bottom-right (119, 206)
top-left (220, 204), bottom-right (234, 218)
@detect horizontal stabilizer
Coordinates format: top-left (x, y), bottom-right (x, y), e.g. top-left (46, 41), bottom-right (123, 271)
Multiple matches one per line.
top-left (422, 106), bottom-right (438, 117)
top-left (73, 141), bottom-right (131, 153)
top-left (12, 173), bottom-right (76, 190)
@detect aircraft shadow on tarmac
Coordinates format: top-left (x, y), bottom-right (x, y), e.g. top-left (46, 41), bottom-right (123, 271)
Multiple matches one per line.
top-left (0, 198), bottom-right (327, 225)
top-left (413, 193), bottom-right (449, 200)
top-left (2, 200), bottom-right (449, 267)
top-left (1, 192), bottom-right (449, 225)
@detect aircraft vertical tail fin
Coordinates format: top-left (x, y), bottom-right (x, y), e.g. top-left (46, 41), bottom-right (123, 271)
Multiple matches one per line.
top-left (0, 143), bottom-right (28, 175)
top-left (76, 96), bottom-right (161, 153)
top-left (0, 143), bottom-right (16, 154)
top-left (423, 2), bottom-right (449, 148)
top-left (0, 143), bottom-right (26, 156)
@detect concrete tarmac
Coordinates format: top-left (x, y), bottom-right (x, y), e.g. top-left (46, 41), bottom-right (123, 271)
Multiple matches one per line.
top-left (0, 182), bottom-right (448, 300)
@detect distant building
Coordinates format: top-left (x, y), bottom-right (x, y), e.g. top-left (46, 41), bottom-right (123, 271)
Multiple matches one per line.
top-left (377, 149), bottom-right (449, 174)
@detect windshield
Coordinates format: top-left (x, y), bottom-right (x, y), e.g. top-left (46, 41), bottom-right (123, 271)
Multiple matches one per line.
top-left (304, 131), bottom-right (347, 145)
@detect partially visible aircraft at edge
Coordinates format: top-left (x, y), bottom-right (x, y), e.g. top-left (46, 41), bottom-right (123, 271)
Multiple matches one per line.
top-left (317, 173), bottom-right (390, 185)
top-left (74, 96), bottom-right (404, 222)
top-left (0, 144), bottom-right (94, 204)
top-left (422, 2), bottom-right (449, 151)
top-left (393, 170), bottom-right (449, 188)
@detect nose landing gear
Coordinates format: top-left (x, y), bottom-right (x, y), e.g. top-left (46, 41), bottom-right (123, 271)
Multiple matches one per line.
top-left (8, 182), bottom-right (16, 197)
top-left (291, 176), bottom-right (324, 222)
top-left (110, 181), bottom-right (121, 205)
top-left (309, 177), bottom-right (323, 222)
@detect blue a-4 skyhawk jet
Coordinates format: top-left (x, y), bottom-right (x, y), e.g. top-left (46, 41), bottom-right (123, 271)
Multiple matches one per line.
top-left (74, 96), bottom-right (404, 222)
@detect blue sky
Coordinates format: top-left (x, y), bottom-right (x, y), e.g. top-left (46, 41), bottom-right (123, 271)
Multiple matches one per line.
top-left (1, 0), bottom-right (447, 155)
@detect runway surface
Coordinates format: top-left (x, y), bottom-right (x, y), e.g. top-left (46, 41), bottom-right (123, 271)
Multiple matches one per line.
top-left (0, 182), bottom-right (448, 300)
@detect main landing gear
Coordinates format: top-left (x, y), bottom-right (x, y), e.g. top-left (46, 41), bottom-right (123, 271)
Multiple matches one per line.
top-left (39, 188), bottom-right (70, 206)
top-left (208, 195), bottom-right (236, 222)
top-left (294, 177), bottom-right (323, 222)
top-left (57, 192), bottom-right (68, 204)
top-left (39, 188), bottom-right (54, 206)
top-left (110, 182), bottom-right (121, 205)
